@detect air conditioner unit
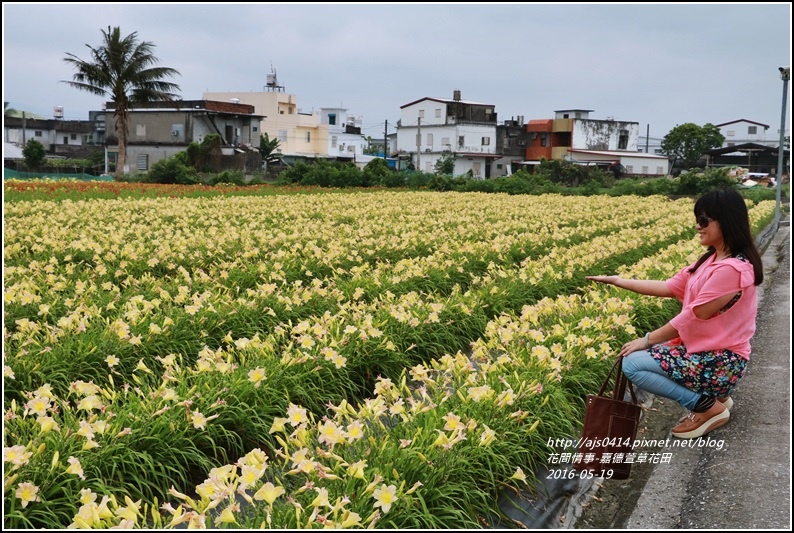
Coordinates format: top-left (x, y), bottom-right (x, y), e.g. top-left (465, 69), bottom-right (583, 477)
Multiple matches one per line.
top-left (171, 130), bottom-right (180, 137)
top-left (424, 148), bottom-right (431, 152)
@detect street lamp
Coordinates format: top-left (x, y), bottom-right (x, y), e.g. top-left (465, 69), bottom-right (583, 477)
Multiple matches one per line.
top-left (775, 66), bottom-right (790, 222)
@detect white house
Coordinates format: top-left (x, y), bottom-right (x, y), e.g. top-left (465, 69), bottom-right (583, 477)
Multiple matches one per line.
top-left (525, 109), bottom-right (669, 176)
top-left (396, 90), bottom-right (500, 178)
top-left (318, 107), bottom-right (368, 161)
top-left (714, 119), bottom-right (777, 148)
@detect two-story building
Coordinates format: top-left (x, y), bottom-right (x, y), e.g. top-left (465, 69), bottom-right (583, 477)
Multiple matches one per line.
top-left (524, 109), bottom-right (669, 176)
top-left (495, 116), bottom-right (531, 177)
top-left (4, 113), bottom-right (99, 158)
top-left (103, 99), bottom-right (264, 174)
top-left (318, 107), bottom-right (368, 162)
top-left (204, 71), bottom-right (368, 165)
top-left (396, 90), bottom-right (500, 178)
top-left (203, 88), bottom-right (324, 163)
top-left (714, 119), bottom-right (778, 148)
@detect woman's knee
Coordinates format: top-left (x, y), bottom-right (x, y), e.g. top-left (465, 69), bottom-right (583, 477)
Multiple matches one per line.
top-left (621, 350), bottom-right (654, 380)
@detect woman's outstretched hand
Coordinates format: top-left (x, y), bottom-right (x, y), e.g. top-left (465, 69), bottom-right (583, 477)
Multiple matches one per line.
top-left (585, 275), bottom-right (620, 286)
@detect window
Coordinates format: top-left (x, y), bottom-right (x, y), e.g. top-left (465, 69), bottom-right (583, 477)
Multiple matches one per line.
top-left (137, 154), bottom-right (149, 171)
top-left (63, 136), bottom-right (69, 144)
top-left (625, 165), bottom-right (634, 173)
top-left (305, 131), bottom-right (311, 143)
top-left (748, 126), bottom-right (757, 134)
top-left (727, 142), bottom-right (735, 147)
top-left (418, 109), bottom-right (425, 119)
top-left (563, 113), bottom-right (570, 119)
top-left (657, 166), bottom-right (664, 174)
top-left (70, 133), bottom-right (77, 140)
top-left (540, 134), bottom-right (549, 147)
top-left (641, 165), bottom-right (649, 174)
top-left (726, 130), bottom-right (735, 136)
top-left (481, 137), bottom-right (490, 146)
top-left (331, 136), bottom-right (338, 148)
top-left (426, 133), bottom-right (433, 147)
top-left (435, 108), bottom-right (441, 118)
top-left (278, 130), bottom-right (287, 143)
top-left (329, 113), bottom-right (336, 126)
top-left (441, 137), bottom-right (450, 147)
top-left (252, 126), bottom-right (258, 132)
top-left (618, 130), bottom-right (629, 150)
top-left (136, 124), bottom-right (146, 136)
top-left (458, 136), bottom-right (465, 148)
top-left (425, 162), bottom-right (432, 172)
top-left (35, 130), bottom-right (42, 137)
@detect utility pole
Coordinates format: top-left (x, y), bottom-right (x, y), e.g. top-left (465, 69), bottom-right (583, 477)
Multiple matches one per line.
top-left (384, 120), bottom-right (388, 159)
top-left (416, 117), bottom-right (421, 170)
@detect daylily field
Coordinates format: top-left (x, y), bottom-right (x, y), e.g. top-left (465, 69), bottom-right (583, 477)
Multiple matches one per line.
top-left (3, 182), bottom-right (776, 529)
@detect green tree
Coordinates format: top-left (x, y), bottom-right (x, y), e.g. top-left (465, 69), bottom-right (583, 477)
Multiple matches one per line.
top-left (433, 151), bottom-right (456, 175)
top-left (4, 102), bottom-right (19, 116)
top-left (22, 139), bottom-right (46, 169)
top-left (62, 26), bottom-right (181, 179)
top-left (661, 123), bottom-right (725, 169)
top-left (259, 133), bottom-right (281, 166)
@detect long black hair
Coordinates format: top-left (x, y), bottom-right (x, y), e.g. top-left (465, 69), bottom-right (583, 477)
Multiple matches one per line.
top-left (688, 188), bottom-right (764, 286)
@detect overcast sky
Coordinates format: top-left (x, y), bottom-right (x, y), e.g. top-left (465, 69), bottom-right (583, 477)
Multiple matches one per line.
top-left (3, 2), bottom-right (792, 141)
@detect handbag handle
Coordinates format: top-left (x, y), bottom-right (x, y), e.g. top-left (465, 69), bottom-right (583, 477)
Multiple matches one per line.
top-left (596, 357), bottom-right (638, 404)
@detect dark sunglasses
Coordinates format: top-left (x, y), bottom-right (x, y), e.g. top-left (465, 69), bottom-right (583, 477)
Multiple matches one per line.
top-left (696, 215), bottom-right (714, 228)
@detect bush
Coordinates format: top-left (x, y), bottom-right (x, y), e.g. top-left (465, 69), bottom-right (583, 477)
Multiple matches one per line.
top-left (22, 139), bottom-right (46, 169)
top-left (376, 171), bottom-right (407, 188)
top-left (535, 159), bottom-right (590, 187)
top-left (207, 170), bottom-right (245, 186)
top-left (607, 177), bottom-right (677, 197)
top-left (739, 186), bottom-right (779, 203)
top-left (404, 170), bottom-right (432, 189)
top-left (674, 167), bottom-right (737, 195)
top-left (146, 157), bottom-right (200, 185)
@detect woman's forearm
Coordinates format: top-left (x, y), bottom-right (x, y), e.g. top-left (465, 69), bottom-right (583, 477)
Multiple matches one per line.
top-left (614, 278), bottom-right (673, 297)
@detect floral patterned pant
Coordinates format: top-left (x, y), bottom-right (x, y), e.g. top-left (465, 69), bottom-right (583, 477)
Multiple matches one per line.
top-left (650, 343), bottom-right (748, 397)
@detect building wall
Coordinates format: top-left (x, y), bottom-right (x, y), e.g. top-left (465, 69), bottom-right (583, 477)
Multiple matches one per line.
top-left (571, 120), bottom-right (639, 151)
top-left (399, 100), bottom-right (448, 127)
top-left (4, 117), bottom-right (93, 151)
top-left (716, 120), bottom-right (776, 147)
top-left (397, 123), bottom-right (496, 155)
top-left (618, 155), bottom-right (669, 176)
top-left (119, 111), bottom-right (259, 147)
top-left (203, 91), bottom-right (320, 157)
top-left (637, 135), bottom-right (665, 155)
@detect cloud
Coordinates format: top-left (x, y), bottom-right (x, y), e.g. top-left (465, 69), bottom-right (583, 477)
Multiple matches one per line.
top-left (3, 2), bottom-right (790, 138)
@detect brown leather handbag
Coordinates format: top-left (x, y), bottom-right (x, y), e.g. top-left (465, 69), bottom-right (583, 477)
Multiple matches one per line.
top-left (573, 357), bottom-right (641, 480)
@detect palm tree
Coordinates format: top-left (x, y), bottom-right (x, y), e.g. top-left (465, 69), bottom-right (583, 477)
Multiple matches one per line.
top-left (62, 26), bottom-right (181, 179)
top-left (259, 133), bottom-right (282, 167)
